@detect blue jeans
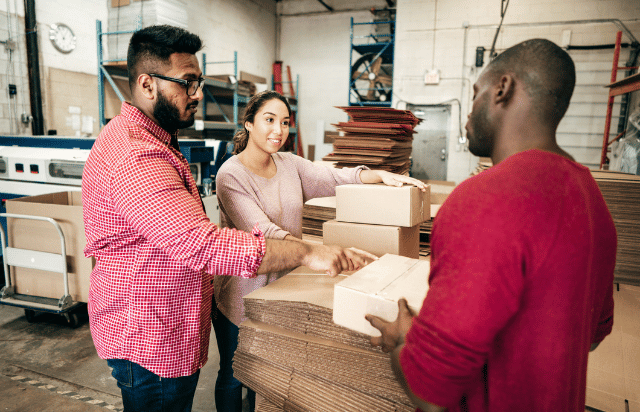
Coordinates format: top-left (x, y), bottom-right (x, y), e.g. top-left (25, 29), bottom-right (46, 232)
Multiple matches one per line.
top-left (212, 308), bottom-right (255, 412)
top-left (107, 359), bottom-right (200, 412)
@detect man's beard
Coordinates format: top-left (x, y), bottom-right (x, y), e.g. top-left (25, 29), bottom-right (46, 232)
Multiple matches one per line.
top-left (467, 98), bottom-right (494, 158)
top-left (153, 90), bottom-right (197, 133)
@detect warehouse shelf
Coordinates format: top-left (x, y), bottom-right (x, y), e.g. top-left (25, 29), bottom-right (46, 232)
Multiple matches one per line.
top-left (96, 19), bottom-right (138, 128)
top-left (96, 21), bottom-right (251, 139)
top-left (348, 13), bottom-right (395, 107)
top-left (600, 31), bottom-right (640, 169)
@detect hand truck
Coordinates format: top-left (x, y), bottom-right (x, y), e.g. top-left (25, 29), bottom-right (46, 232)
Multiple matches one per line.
top-left (0, 213), bottom-right (84, 327)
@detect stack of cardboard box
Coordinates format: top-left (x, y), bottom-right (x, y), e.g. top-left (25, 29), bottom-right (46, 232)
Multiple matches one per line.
top-left (322, 183), bottom-right (430, 259)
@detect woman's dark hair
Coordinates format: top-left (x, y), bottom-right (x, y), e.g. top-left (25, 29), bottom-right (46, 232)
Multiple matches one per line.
top-left (127, 25), bottom-right (203, 91)
top-left (232, 90), bottom-right (292, 155)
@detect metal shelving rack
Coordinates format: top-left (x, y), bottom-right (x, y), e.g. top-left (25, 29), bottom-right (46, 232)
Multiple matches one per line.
top-left (348, 15), bottom-right (395, 107)
top-left (200, 51), bottom-right (249, 135)
top-left (600, 31), bottom-right (640, 169)
top-left (96, 19), bottom-right (139, 129)
top-left (272, 70), bottom-right (300, 154)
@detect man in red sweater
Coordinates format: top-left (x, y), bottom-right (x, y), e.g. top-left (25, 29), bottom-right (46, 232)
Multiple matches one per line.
top-left (367, 39), bottom-right (617, 412)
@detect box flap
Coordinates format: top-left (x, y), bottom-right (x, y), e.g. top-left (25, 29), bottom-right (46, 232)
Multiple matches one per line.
top-left (335, 254), bottom-right (418, 296)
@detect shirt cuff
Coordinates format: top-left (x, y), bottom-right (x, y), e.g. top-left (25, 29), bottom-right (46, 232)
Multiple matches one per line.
top-left (241, 223), bottom-right (266, 277)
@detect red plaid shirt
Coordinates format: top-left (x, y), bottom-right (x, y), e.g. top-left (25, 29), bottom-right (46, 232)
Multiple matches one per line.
top-left (82, 102), bottom-right (265, 378)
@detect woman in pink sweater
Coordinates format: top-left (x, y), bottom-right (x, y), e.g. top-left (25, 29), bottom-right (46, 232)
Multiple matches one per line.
top-left (213, 90), bottom-right (426, 412)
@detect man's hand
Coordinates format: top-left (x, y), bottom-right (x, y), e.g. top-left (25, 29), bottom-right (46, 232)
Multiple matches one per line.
top-left (304, 244), bottom-right (377, 276)
top-left (366, 298), bottom-right (416, 352)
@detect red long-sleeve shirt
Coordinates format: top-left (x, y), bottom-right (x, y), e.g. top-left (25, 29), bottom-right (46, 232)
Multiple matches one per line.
top-left (82, 102), bottom-right (266, 378)
top-left (401, 150), bottom-right (616, 411)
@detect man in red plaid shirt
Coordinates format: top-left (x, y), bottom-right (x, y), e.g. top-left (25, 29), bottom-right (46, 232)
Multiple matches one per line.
top-left (82, 25), bottom-right (374, 412)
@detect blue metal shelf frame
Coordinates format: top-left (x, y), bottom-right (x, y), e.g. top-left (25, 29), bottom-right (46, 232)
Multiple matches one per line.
top-left (202, 51), bottom-right (248, 130)
top-left (96, 19), bottom-right (141, 129)
top-left (348, 17), bottom-right (395, 107)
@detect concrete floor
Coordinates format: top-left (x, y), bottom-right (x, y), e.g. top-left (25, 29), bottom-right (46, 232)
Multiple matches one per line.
top-left (0, 303), bottom-right (228, 412)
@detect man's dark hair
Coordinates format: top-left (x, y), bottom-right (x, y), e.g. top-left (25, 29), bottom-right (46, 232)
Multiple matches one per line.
top-left (486, 38), bottom-right (576, 128)
top-left (127, 25), bottom-right (203, 91)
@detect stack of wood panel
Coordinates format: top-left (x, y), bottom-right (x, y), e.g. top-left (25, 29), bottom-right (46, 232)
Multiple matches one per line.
top-left (591, 170), bottom-right (640, 286)
top-left (234, 269), bottom-right (415, 412)
top-left (323, 107), bottom-right (421, 175)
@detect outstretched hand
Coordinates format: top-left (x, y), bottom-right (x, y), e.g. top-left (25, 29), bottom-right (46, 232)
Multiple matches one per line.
top-left (366, 298), bottom-right (416, 353)
top-left (378, 171), bottom-right (428, 192)
top-left (304, 244), bottom-right (377, 276)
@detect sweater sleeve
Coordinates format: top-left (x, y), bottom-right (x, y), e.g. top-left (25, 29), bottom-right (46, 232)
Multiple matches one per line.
top-left (284, 153), bottom-right (366, 201)
top-left (216, 161), bottom-right (290, 241)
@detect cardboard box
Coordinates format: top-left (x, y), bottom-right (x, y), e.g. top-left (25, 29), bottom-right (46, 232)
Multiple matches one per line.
top-left (333, 254), bottom-right (430, 336)
top-left (323, 220), bottom-right (419, 259)
top-left (586, 284), bottom-right (640, 412)
top-left (335, 184), bottom-right (430, 227)
top-left (5, 191), bottom-right (93, 302)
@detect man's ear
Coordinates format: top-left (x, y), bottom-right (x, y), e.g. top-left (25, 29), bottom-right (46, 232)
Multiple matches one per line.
top-left (494, 73), bottom-right (515, 105)
top-left (138, 74), bottom-right (156, 100)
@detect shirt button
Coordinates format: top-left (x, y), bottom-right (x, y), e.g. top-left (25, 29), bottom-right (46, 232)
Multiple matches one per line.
top-left (210, 280), bottom-right (213, 285)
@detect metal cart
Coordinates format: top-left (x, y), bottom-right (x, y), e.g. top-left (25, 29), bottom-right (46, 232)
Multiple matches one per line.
top-left (0, 213), bottom-right (84, 327)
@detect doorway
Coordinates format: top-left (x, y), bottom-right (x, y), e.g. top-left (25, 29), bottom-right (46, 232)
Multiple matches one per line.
top-left (407, 104), bottom-right (450, 181)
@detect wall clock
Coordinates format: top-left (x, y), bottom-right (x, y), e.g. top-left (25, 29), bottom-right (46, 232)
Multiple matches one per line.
top-left (49, 23), bottom-right (76, 54)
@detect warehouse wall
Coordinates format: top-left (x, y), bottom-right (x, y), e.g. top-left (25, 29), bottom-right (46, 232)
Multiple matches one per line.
top-left (0, 1), bottom-right (107, 135)
top-left (279, 0), bottom-right (640, 183)
top-left (278, 0), bottom-right (391, 161)
top-left (188, 0), bottom-right (276, 82)
top-left (394, 0), bottom-right (640, 183)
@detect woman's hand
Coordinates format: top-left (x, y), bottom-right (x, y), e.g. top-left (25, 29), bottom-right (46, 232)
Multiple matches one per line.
top-left (361, 169), bottom-right (429, 192)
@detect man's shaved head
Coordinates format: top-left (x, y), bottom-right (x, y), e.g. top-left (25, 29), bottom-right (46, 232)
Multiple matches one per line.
top-left (485, 38), bottom-right (576, 128)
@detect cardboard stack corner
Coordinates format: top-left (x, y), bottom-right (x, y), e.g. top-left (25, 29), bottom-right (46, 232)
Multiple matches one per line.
top-left (234, 264), bottom-right (424, 412)
top-left (5, 191), bottom-right (93, 303)
top-left (333, 254), bottom-right (430, 336)
top-left (586, 284), bottom-right (640, 412)
top-left (323, 184), bottom-right (430, 259)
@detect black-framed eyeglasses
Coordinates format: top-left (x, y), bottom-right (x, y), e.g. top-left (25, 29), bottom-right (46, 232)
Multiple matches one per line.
top-left (148, 73), bottom-right (205, 96)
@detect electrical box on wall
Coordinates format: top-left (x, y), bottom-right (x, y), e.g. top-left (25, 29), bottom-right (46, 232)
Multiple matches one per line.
top-left (424, 69), bottom-right (440, 85)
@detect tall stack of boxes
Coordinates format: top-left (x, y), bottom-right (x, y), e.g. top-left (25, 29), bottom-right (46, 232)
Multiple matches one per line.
top-left (322, 183), bottom-right (431, 259)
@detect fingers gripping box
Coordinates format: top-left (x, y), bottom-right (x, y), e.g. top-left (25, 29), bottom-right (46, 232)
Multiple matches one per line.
top-left (333, 254), bottom-right (430, 337)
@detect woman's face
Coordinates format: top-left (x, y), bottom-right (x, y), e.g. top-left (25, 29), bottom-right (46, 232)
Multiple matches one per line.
top-left (245, 98), bottom-right (290, 154)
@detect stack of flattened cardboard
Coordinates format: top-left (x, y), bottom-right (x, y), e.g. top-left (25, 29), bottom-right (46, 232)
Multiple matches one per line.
top-left (591, 170), bottom-right (640, 286)
top-left (301, 196), bottom-right (336, 241)
top-left (323, 107), bottom-right (422, 174)
top-left (235, 268), bottom-right (416, 412)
